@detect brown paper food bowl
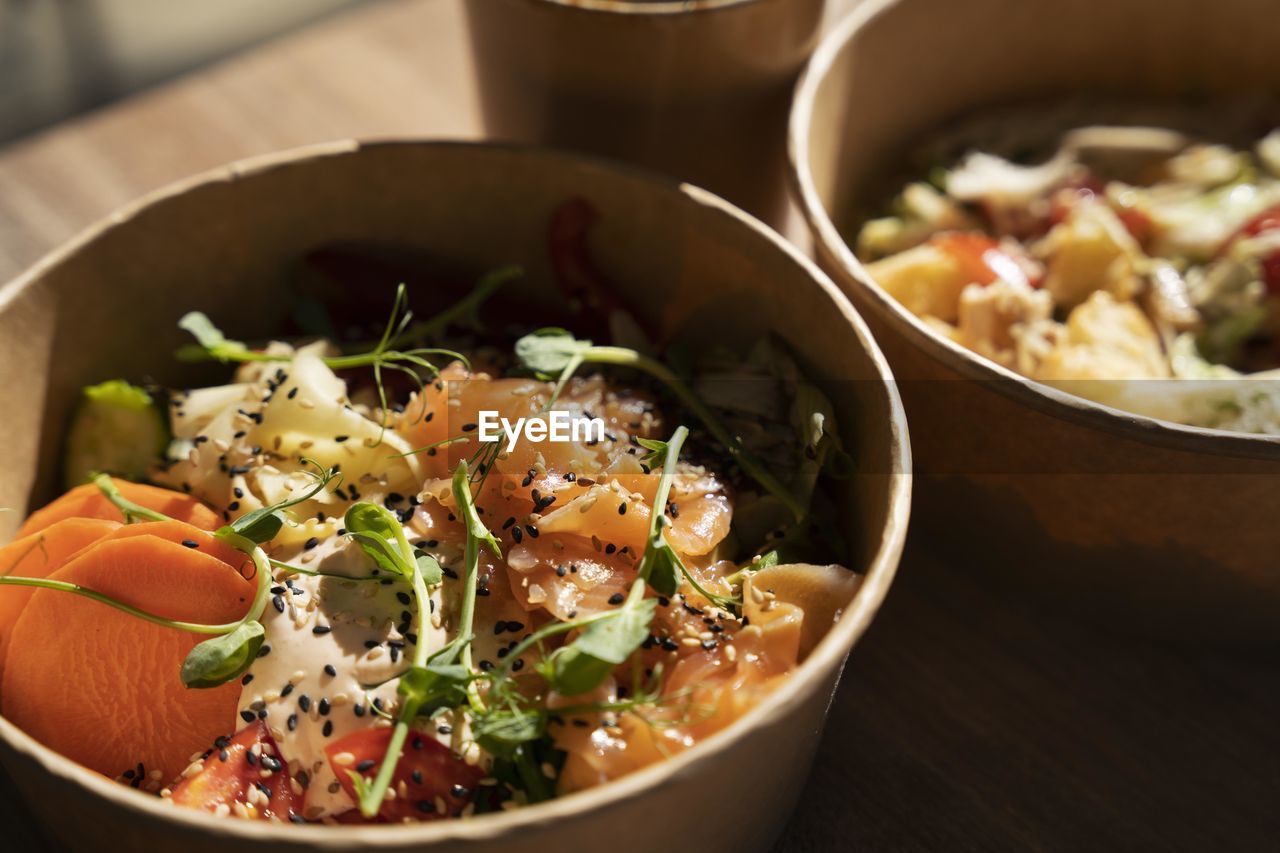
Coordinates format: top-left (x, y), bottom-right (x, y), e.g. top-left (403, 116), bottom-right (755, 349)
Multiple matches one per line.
top-left (0, 141), bottom-right (909, 852)
top-left (463, 0), bottom-right (827, 226)
top-left (790, 0), bottom-right (1280, 643)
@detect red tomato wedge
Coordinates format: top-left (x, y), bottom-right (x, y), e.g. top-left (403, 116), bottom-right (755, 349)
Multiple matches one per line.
top-left (325, 728), bottom-right (485, 822)
top-left (168, 722), bottom-right (303, 822)
top-left (1224, 204), bottom-right (1280, 294)
top-left (931, 233), bottom-right (1036, 288)
top-left (1047, 174), bottom-right (1152, 244)
top-left (1233, 204), bottom-right (1280, 242)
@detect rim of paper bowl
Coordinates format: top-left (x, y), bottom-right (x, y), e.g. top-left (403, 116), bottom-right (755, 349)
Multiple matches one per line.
top-left (525, 0), bottom-right (762, 16)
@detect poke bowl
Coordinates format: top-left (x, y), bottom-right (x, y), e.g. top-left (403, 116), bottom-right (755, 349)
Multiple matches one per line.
top-left (790, 0), bottom-right (1280, 642)
top-left (0, 141), bottom-right (910, 851)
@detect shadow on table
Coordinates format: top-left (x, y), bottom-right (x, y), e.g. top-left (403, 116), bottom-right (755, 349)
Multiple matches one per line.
top-left (774, 530), bottom-right (1280, 852)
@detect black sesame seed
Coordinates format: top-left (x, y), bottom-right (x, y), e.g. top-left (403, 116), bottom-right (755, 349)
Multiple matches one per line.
top-left (241, 673), bottom-right (254, 686)
top-left (334, 435), bottom-right (349, 443)
top-left (298, 695), bottom-right (311, 712)
top-left (239, 710), bottom-right (255, 723)
top-left (181, 539), bottom-right (199, 549)
top-left (312, 625), bottom-right (331, 635)
top-left (322, 721), bottom-right (333, 737)
top-left (323, 664), bottom-right (337, 677)
top-left (318, 698), bottom-right (331, 715)
top-left (287, 714), bottom-right (298, 732)
top-left (396, 591), bottom-right (412, 605)
top-left (608, 592), bottom-right (625, 605)
top-left (356, 759), bottom-right (376, 772)
top-left (304, 537), bottom-right (319, 550)
top-left (245, 752), bottom-right (257, 768)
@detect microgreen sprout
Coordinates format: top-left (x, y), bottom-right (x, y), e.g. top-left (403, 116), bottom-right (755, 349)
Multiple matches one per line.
top-left (345, 463), bottom-right (498, 817)
top-left (514, 329), bottom-right (805, 521)
top-left (177, 285), bottom-right (468, 443)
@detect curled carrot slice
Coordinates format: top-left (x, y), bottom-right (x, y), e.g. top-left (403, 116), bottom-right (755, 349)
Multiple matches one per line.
top-left (18, 479), bottom-right (220, 537)
top-left (0, 517), bottom-right (120, 683)
top-left (1, 529), bottom-right (252, 780)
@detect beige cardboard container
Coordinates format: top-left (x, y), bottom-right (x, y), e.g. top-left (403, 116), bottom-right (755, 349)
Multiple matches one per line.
top-left (464, 0), bottom-right (827, 227)
top-left (0, 141), bottom-right (910, 851)
top-left (790, 0), bottom-right (1280, 642)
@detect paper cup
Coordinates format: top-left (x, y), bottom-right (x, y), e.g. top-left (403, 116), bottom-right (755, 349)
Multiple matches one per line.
top-left (464, 0), bottom-right (827, 226)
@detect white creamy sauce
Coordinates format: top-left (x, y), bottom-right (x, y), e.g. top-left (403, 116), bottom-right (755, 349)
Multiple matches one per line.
top-left (234, 531), bottom-right (460, 819)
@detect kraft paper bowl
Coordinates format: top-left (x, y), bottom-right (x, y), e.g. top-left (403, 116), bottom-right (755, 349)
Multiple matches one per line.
top-left (790, 0), bottom-right (1280, 642)
top-left (463, 0), bottom-right (828, 227)
top-left (0, 141), bottom-right (910, 851)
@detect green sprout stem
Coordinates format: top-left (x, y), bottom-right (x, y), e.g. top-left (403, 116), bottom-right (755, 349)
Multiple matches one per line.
top-left (354, 569), bottom-right (431, 817)
top-left (91, 474), bottom-right (169, 524)
top-left (0, 575), bottom-right (240, 633)
top-left (556, 347), bottom-right (805, 522)
top-left (0, 530), bottom-right (272, 636)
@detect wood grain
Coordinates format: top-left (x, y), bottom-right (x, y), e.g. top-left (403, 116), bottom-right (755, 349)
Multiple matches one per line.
top-left (0, 0), bottom-right (1275, 850)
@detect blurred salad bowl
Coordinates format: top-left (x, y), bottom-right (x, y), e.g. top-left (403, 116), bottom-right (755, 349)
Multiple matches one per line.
top-left (0, 141), bottom-right (909, 851)
top-left (790, 0), bottom-right (1280, 641)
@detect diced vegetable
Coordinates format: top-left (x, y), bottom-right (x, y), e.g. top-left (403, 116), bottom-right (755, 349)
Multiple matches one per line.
top-left (325, 728), bottom-right (485, 822)
top-left (63, 380), bottom-right (168, 489)
top-left (168, 721), bottom-right (303, 820)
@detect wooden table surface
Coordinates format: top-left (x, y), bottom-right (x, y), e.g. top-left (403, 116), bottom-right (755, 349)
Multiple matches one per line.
top-left (1, 1), bottom-right (1276, 850)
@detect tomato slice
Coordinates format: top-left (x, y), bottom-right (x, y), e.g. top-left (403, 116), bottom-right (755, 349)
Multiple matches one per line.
top-left (1047, 172), bottom-right (1153, 245)
top-left (931, 232), bottom-right (1036, 288)
top-left (1233, 204), bottom-right (1280, 241)
top-left (1224, 204), bottom-right (1280, 294)
top-left (324, 728), bottom-right (485, 822)
top-left (168, 721), bottom-right (303, 821)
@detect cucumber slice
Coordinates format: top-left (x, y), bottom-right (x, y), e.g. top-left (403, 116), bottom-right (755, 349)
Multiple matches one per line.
top-left (63, 380), bottom-right (169, 489)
